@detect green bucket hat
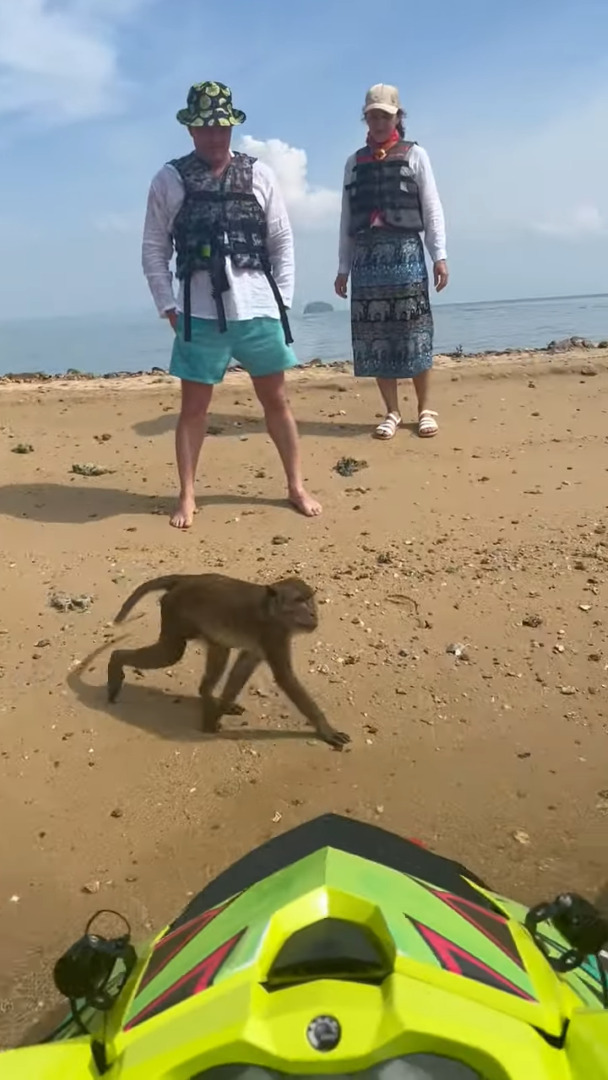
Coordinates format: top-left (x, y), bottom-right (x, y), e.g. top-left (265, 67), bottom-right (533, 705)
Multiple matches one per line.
top-left (176, 81), bottom-right (246, 127)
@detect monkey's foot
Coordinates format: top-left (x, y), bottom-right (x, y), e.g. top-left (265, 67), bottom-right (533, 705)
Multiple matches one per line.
top-left (170, 494), bottom-right (197, 530)
top-left (107, 678), bottom-right (123, 703)
top-left (201, 717), bottom-right (221, 733)
top-left (288, 485), bottom-right (322, 518)
top-left (198, 690), bottom-right (244, 717)
top-left (322, 727), bottom-right (351, 750)
top-left (200, 704), bottom-right (222, 732)
top-left (224, 702), bottom-right (245, 716)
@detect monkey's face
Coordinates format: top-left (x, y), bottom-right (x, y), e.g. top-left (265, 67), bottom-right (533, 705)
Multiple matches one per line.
top-left (268, 579), bottom-right (319, 633)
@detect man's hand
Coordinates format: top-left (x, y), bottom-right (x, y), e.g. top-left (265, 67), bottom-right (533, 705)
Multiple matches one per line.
top-left (433, 260), bottom-right (449, 293)
top-left (334, 273), bottom-right (348, 299)
top-left (165, 308), bottom-right (178, 331)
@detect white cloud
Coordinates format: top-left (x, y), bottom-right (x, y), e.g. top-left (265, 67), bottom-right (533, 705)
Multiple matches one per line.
top-left (532, 202), bottom-right (607, 239)
top-left (0, 0), bottom-right (146, 123)
top-left (239, 135), bottom-right (340, 229)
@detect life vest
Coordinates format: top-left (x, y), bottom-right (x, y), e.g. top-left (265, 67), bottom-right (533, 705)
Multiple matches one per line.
top-left (168, 150), bottom-right (292, 344)
top-left (346, 140), bottom-right (424, 236)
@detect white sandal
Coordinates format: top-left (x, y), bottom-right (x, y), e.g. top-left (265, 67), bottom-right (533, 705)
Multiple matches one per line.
top-left (418, 409), bottom-right (439, 438)
top-left (374, 411), bottom-right (401, 440)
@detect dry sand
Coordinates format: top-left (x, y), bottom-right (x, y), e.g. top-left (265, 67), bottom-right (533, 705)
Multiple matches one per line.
top-left (1, 347), bottom-right (608, 1047)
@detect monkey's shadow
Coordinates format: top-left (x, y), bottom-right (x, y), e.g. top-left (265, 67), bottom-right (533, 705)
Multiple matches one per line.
top-left (67, 640), bottom-right (316, 743)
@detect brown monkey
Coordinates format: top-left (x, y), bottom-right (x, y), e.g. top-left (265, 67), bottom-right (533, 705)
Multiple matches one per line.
top-left (106, 573), bottom-right (350, 749)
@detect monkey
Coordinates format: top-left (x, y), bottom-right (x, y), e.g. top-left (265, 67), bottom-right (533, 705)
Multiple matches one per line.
top-left (106, 573), bottom-right (351, 749)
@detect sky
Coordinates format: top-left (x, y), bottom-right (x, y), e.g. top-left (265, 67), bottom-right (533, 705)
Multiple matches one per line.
top-left (0, 0), bottom-right (606, 319)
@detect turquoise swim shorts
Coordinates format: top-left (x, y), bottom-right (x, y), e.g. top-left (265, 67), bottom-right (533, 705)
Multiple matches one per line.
top-left (169, 315), bottom-right (299, 385)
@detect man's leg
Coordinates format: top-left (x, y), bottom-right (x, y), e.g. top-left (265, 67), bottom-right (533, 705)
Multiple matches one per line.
top-left (169, 315), bottom-right (229, 528)
top-left (252, 372), bottom-right (322, 517)
top-left (172, 379), bottom-right (214, 528)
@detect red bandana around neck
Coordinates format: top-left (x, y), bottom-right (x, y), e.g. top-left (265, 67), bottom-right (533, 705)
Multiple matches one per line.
top-left (366, 127), bottom-right (400, 160)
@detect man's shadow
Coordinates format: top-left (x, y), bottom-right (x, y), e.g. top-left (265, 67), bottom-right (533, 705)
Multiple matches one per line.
top-left (0, 484), bottom-right (291, 525)
top-left (132, 409), bottom-right (421, 442)
top-left (132, 409), bottom-right (369, 440)
top-left (67, 638), bottom-right (315, 743)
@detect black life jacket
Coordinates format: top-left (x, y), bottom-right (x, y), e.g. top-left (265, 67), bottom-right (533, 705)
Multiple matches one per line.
top-left (346, 140), bottom-right (424, 236)
top-left (168, 150), bottom-right (292, 344)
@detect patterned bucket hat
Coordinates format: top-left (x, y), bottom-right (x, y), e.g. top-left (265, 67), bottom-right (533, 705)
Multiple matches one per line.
top-left (176, 81), bottom-right (246, 127)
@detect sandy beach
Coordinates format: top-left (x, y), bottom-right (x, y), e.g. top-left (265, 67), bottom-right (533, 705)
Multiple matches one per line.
top-left (1, 345), bottom-right (608, 1047)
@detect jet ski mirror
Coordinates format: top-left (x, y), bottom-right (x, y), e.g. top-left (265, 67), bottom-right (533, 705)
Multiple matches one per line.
top-left (53, 910), bottom-right (137, 1015)
top-left (525, 892), bottom-right (608, 1006)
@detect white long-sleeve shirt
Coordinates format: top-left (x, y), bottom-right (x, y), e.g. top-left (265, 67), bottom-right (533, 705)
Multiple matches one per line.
top-left (337, 143), bottom-right (447, 275)
top-left (141, 154), bottom-right (295, 321)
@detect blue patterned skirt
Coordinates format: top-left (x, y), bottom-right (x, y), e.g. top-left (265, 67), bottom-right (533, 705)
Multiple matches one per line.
top-left (350, 229), bottom-right (433, 379)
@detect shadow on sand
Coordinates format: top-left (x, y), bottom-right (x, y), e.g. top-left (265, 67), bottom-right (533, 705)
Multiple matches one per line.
top-left (132, 409), bottom-right (371, 441)
top-left (67, 639), bottom-right (316, 744)
top-left (0, 483), bottom-right (293, 525)
top-left (132, 408), bottom-right (422, 443)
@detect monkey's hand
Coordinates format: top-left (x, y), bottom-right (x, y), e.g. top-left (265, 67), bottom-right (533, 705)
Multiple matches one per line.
top-left (319, 724), bottom-right (351, 750)
top-left (271, 657), bottom-right (352, 752)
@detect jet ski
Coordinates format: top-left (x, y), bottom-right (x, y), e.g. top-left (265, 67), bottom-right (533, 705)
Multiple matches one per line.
top-left (1, 813), bottom-right (607, 1078)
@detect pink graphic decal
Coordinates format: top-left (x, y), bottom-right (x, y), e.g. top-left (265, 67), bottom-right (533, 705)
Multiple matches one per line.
top-left (125, 930), bottom-right (245, 1031)
top-left (432, 889), bottom-right (526, 970)
top-left (411, 919), bottom-right (535, 1001)
top-left (138, 897), bottom-right (237, 993)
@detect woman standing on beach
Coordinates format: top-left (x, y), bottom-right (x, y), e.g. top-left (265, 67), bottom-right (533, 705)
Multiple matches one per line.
top-left (335, 84), bottom-right (448, 439)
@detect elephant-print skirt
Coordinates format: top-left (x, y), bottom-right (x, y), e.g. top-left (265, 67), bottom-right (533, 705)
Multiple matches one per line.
top-left (350, 229), bottom-right (433, 379)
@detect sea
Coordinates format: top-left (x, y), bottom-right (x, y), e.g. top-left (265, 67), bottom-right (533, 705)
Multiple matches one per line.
top-left (0, 293), bottom-right (607, 378)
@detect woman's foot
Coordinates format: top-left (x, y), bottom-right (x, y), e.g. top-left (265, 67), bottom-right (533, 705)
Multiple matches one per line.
top-left (289, 485), bottom-right (322, 517)
top-left (170, 493), bottom-right (197, 529)
top-left (418, 409), bottom-right (439, 438)
top-left (374, 411), bottom-right (401, 440)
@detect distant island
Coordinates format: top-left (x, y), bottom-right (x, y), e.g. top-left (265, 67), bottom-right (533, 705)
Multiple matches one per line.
top-left (303, 301), bottom-right (334, 315)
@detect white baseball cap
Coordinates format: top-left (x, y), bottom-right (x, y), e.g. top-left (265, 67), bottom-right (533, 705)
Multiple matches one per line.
top-left (364, 83), bottom-right (401, 115)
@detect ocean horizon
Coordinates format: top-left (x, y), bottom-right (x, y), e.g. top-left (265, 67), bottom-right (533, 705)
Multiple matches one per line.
top-left (0, 292), bottom-right (606, 378)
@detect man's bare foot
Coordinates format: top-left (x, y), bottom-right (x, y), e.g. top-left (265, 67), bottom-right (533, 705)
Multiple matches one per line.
top-left (170, 494), bottom-right (197, 529)
top-left (289, 486), bottom-right (322, 517)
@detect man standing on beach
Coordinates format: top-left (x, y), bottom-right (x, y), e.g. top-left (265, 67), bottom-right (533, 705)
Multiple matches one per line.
top-left (142, 80), bottom-right (321, 528)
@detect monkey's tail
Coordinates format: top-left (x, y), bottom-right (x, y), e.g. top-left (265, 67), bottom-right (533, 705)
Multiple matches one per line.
top-left (113, 575), bottom-right (188, 624)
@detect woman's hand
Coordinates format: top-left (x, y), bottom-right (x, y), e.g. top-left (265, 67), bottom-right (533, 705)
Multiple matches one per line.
top-left (334, 273), bottom-right (349, 299)
top-left (433, 260), bottom-right (449, 292)
top-left (165, 308), bottom-right (178, 331)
